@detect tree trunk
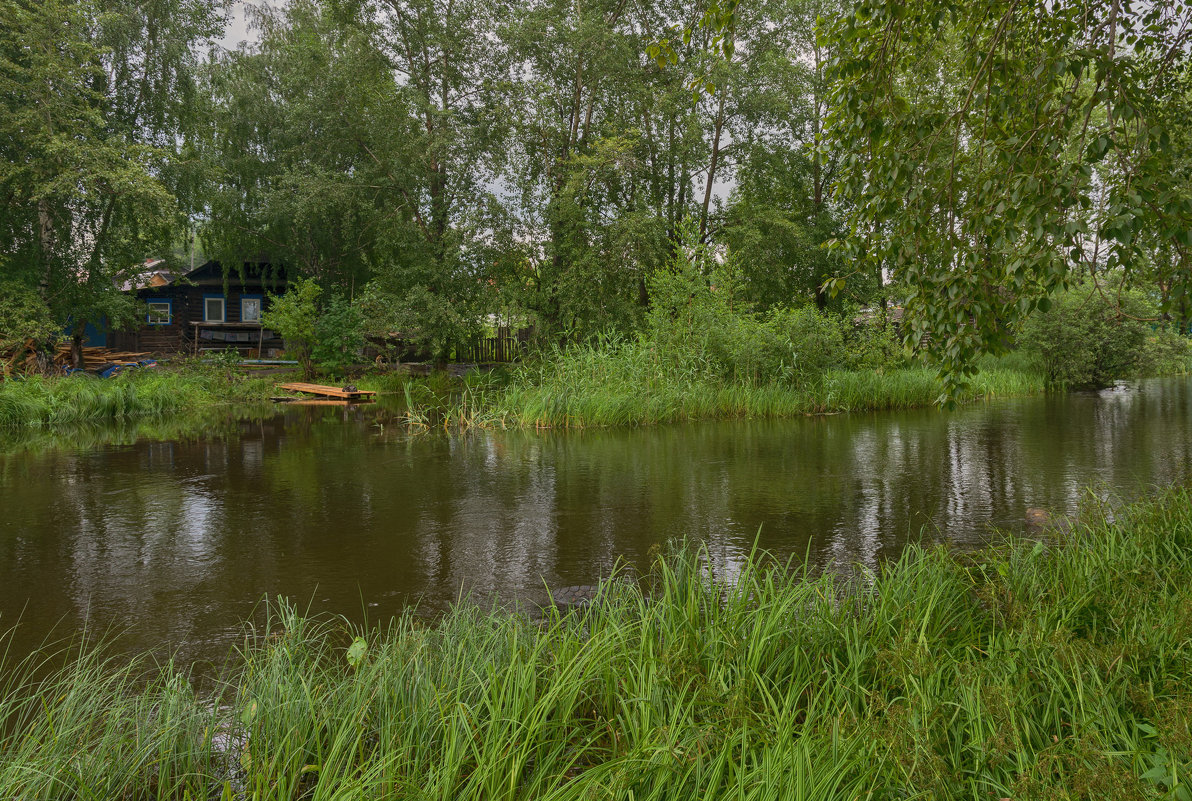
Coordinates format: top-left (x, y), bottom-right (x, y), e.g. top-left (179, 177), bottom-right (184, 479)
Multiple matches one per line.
top-left (700, 85), bottom-right (728, 241)
top-left (71, 319), bottom-right (88, 370)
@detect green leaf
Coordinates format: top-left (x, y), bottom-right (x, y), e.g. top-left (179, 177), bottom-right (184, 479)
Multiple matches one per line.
top-left (239, 699), bottom-right (259, 726)
top-left (1085, 135), bottom-right (1111, 162)
top-left (346, 636), bottom-right (368, 668)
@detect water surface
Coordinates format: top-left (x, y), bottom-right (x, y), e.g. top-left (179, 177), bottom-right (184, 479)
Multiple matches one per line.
top-left (2, 378), bottom-right (1190, 665)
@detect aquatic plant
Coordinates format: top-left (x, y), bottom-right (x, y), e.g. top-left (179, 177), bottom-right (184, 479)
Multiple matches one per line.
top-left (2, 486), bottom-right (1191, 798)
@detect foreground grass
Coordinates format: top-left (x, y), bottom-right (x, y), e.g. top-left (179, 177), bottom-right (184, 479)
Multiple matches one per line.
top-left (0, 367), bottom-right (282, 428)
top-left (3, 488), bottom-right (1192, 798)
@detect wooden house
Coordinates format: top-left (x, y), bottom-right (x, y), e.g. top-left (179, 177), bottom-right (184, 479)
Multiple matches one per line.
top-left (109, 260), bottom-right (290, 356)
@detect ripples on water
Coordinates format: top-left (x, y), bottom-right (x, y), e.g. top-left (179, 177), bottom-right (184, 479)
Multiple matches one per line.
top-left (1, 377), bottom-right (1190, 664)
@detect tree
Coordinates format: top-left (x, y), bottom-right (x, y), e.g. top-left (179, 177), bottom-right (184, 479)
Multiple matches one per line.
top-left (499, 0), bottom-right (674, 338)
top-left (0, 0), bottom-right (227, 367)
top-left (500, 0), bottom-right (828, 338)
top-left (716, 0), bottom-right (869, 312)
top-left (0, 279), bottom-right (58, 356)
top-left (678, 0), bottom-right (1192, 399)
top-left (1018, 284), bottom-right (1154, 388)
top-left (820, 0), bottom-right (1192, 398)
top-left (204, 0), bottom-right (505, 358)
top-left (263, 277), bottom-right (321, 379)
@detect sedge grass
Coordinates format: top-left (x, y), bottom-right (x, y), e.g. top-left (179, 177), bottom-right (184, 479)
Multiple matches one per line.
top-left (3, 486), bottom-right (1192, 798)
top-left (0, 368), bottom-right (279, 428)
top-left (441, 341), bottom-right (1047, 429)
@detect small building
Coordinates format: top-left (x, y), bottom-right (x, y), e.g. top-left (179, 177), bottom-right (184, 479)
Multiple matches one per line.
top-left (110, 260), bottom-right (290, 356)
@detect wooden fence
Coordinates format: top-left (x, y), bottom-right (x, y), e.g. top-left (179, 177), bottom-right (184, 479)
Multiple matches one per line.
top-left (454, 327), bottom-right (534, 363)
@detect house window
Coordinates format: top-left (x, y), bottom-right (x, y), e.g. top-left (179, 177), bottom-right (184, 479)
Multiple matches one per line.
top-left (203, 295), bottom-right (225, 322)
top-left (146, 300), bottom-right (172, 325)
top-left (241, 296), bottom-right (262, 323)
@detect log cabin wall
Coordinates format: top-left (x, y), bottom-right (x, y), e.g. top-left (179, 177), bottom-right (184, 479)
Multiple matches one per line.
top-left (111, 261), bottom-right (289, 355)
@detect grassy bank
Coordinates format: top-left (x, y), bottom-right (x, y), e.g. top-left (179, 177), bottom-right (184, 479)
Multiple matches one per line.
top-left (406, 342), bottom-right (1047, 429)
top-left (493, 364), bottom-right (1043, 429)
top-left (3, 487), bottom-right (1192, 798)
top-left (0, 367), bottom-right (281, 428)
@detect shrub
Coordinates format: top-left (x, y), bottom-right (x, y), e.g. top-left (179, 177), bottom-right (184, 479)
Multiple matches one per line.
top-left (1018, 286), bottom-right (1154, 388)
top-left (312, 294), bottom-right (365, 371)
top-left (263, 277), bottom-right (321, 379)
top-left (768, 305), bottom-right (847, 382)
top-left (1137, 326), bottom-right (1192, 377)
top-left (843, 310), bottom-right (908, 372)
top-left (264, 279), bottom-right (366, 377)
top-left (0, 280), bottom-right (59, 354)
top-left (645, 220), bottom-right (851, 387)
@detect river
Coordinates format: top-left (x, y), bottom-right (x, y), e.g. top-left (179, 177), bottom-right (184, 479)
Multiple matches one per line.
top-left (1, 377), bottom-right (1190, 666)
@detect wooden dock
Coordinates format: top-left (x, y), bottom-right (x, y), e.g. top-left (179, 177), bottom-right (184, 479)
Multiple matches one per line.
top-left (275, 382), bottom-right (377, 400)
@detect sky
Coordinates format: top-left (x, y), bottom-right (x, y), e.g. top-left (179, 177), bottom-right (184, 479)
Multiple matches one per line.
top-left (220, 0), bottom-right (273, 49)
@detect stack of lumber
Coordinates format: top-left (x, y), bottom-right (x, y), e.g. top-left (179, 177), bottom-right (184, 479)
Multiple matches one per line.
top-left (56, 345), bottom-right (152, 371)
top-left (276, 382), bottom-right (377, 401)
top-left (1, 340), bottom-right (152, 377)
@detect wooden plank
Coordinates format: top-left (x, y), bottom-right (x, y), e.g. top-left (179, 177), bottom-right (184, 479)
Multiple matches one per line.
top-left (276, 382), bottom-right (377, 400)
top-left (276, 399), bottom-right (354, 407)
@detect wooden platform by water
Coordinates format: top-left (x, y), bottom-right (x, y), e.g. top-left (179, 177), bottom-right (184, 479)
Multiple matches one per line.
top-left (275, 382), bottom-right (377, 400)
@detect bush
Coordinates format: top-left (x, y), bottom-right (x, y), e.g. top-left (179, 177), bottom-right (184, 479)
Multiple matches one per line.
top-left (843, 311), bottom-right (908, 372)
top-left (0, 280), bottom-right (59, 352)
top-left (645, 220), bottom-right (851, 387)
top-left (263, 277), bottom-right (321, 379)
top-left (312, 294), bottom-right (365, 371)
top-left (1018, 286), bottom-right (1155, 388)
top-left (767, 305), bottom-right (847, 381)
top-left (1137, 326), bottom-right (1192, 377)
top-left (264, 279), bottom-right (366, 377)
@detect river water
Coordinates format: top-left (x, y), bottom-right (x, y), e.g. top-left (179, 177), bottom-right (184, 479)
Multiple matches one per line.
top-left (2, 378), bottom-right (1190, 665)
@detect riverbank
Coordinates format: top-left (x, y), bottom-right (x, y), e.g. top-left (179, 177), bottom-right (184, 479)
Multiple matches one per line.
top-left (0, 353), bottom-right (1046, 433)
top-left (3, 486), bottom-right (1190, 798)
top-left (485, 362), bottom-right (1045, 429)
top-left (0, 367), bottom-right (281, 427)
top-left (406, 347), bottom-right (1047, 429)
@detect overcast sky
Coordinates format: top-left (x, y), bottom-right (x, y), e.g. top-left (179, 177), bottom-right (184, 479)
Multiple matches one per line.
top-left (220, 0), bottom-right (274, 49)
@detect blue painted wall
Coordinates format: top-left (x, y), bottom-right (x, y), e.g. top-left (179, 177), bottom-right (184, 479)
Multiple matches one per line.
top-left (61, 318), bottom-right (108, 347)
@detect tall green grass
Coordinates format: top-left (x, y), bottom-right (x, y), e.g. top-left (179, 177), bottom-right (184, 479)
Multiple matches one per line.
top-left (469, 341), bottom-right (1045, 429)
top-left (0, 369), bottom-right (279, 428)
top-left (3, 486), bottom-right (1192, 798)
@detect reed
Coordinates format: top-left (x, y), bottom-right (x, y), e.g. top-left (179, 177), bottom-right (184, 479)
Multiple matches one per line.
top-left (2, 486), bottom-right (1191, 798)
top-left (474, 342), bottom-right (1046, 429)
top-left (0, 369), bottom-right (278, 428)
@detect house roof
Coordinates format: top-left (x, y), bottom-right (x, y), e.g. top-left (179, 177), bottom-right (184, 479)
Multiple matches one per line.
top-left (121, 259), bottom-right (288, 292)
top-left (119, 259), bottom-right (176, 291)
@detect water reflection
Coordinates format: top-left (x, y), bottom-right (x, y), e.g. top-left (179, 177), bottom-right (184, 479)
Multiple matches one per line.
top-left (1, 378), bottom-right (1190, 664)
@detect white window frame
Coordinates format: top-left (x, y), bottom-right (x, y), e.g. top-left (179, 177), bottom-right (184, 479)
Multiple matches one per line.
top-left (203, 295), bottom-right (226, 323)
top-left (241, 296), bottom-right (262, 323)
top-left (146, 300), bottom-right (172, 326)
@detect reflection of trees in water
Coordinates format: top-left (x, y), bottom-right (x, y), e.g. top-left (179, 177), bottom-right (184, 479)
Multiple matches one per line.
top-left (1, 379), bottom-right (1190, 664)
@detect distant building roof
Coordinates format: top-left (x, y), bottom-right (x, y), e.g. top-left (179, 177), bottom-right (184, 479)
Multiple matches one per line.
top-left (120, 259), bottom-right (176, 291)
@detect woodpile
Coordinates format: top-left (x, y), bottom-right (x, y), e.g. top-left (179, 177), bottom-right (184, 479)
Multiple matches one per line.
top-left (1, 340), bottom-right (153, 378)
